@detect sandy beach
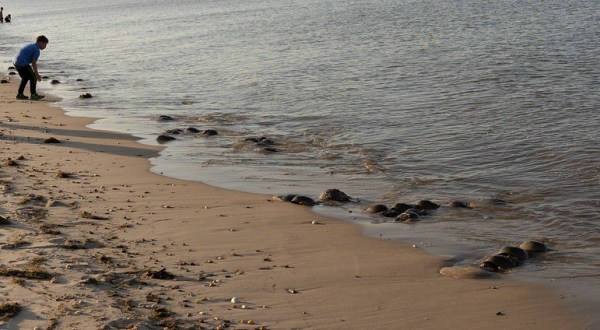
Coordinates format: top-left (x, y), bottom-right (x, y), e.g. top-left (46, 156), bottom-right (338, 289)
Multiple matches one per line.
top-left (0, 78), bottom-right (584, 329)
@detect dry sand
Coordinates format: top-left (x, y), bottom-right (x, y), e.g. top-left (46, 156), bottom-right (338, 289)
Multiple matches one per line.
top-left (0, 77), bottom-right (584, 329)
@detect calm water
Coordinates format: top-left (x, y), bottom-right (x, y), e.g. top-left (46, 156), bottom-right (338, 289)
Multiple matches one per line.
top-left (1, 0), bottom-right (599, 324)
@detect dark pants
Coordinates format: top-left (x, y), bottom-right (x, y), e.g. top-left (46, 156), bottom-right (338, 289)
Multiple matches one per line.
top-left (15, 65), bottom-right (37, 95)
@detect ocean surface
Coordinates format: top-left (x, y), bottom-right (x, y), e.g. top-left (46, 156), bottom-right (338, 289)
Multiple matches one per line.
top-left (2, 0), bottom-right (599, 324)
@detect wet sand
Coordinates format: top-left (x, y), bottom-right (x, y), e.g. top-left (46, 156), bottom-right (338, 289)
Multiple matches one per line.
top-left (0, 78), bottom-right (583, 329)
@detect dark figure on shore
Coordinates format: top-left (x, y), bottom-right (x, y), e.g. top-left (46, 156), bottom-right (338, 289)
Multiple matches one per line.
top-left (13, 35), bottom-right (49, 100)
top-left (4, 14), bottom-right (10, 22)
top-left (0, 7), bottom-right (4, 22)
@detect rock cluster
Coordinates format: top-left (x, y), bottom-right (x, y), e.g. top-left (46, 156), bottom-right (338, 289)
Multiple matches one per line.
top-left (479, 241), bottom-right (548, 272)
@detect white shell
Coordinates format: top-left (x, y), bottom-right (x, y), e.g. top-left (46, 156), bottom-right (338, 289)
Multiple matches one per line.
top-left (230, 297), bottom-right (239, 303)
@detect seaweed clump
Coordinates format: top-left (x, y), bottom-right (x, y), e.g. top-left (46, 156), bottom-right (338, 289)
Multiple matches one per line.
top-left (0, 302), bottom-right (21, 322)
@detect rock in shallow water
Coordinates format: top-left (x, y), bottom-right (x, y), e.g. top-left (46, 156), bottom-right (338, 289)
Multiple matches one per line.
top-left (415, 200), bottom-right (440, 210)
top-left (498, 246), bottom-right (528, 263)
top-left (519, 241), bottom-right (548, 255)
top-left (366, 204), bottom-right (388, 214)
top-left (480, 254), bottom-right (517, 272)
top-left (156, 135), bottom-right (176, 142)
top-left (291, 195), bottom-right (317, 206)
top-left (319, 188), bottom-right (351, 202)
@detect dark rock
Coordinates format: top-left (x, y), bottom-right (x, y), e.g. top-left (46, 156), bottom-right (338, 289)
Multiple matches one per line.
top-left (244, 137), bottom-right (260, 143)
top-left (519, 241), bottom-right (547, 255)
top-left (290, 195), bottom-right (316, 206)
top-left (156, 135), bottom-right (176, 143)
top-left (381, 208), bottom-right (402, 218)
top-left (415, 200), bottom-right (440, 210)
top-left (408, 208), bottom-right (428, 216)
top-left (76, 78), bottom-right (84, 82)
top-left (202, 129), bottom-right (218, 136)
top-left (165, 129), bottom-right (183, 135)
top-left (258, 137), bottom-right (276, 145)
top-left (498, 246), bottom-right (528, 262)
top-left (0, 79), bottom-right (9, 84)
top-left (79, 93), bottom-right (93, 99)
top-left (366, 204), bottom-right (388, 214)
top-left (394, 210), bottom-right (420, 222)
top-left (479, 261), bottom-right (500, 272)
top-left (8, 72), bottom-right (16, 75)
top-left (8, 66), bottom-right (15, 70)
top-left (481, 254), bottom-right (517, 271)
top-left (43, 137), bottom-right (61, 144)
top-left (319, 188), bottom-right (351, 202)
top-left (50, 79), bottom-right (61, 85)
top-left (449, 201), bottom-right (472, 208)
top-left (263, 147), bottom-right (278, 153)
top-left (277, 194), bottom-right (297, 202)
top-left (391, 203), bottom-right (414, 213)
top-left (186, 127), bottom-right (200, 133)
top-left (158, 115), bottom-right (175, 121)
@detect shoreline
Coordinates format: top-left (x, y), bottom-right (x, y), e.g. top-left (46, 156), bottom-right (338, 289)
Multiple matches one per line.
top-left (0, 80), bottom-right (585, 329)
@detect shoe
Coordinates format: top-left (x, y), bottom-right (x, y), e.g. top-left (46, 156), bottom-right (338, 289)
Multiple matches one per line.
top-left (16, 94), bottom-right (29, 100)
top-left (30, 93), bottom-right (45, 100)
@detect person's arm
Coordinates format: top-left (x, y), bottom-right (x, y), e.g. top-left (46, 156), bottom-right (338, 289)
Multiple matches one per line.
top-left (32, 60), bottom-right (41, 82)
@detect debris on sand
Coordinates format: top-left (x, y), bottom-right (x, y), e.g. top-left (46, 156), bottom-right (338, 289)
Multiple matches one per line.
top-left (80, 211), bottom-right (109, 220)
top-left (0, 302), bottom-right (21, 322)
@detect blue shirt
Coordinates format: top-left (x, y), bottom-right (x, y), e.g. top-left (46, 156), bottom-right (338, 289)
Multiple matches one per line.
top-left (14, 43), bottom-right (41, 67)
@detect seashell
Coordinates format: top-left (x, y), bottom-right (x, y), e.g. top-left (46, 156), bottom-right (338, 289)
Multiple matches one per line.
top-left (230, 297), bottom-right (239, 303)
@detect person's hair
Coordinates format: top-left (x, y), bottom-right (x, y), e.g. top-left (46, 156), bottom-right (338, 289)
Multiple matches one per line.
top-left (37, 35), bottom-right (49, 43)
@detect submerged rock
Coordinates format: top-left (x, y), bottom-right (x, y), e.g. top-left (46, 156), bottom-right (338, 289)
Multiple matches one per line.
top-left (156, 135), bottom-right (176, 143)
top-left (519, 241), bottom-right (548, 255)
top-left (366, 204), bottom-right (388, 214)
top-left (394, 210), bottom-right (420, 223)
top-left (498, 246), bottom-right (528, 263)
top-left (203, 129), bottom-right (218, 136)
top-left (158, 115), bottom-right (175, 121)
top-left (415, 200), bottom-right (440, 210)
top-left (391, 203), bottom-right (415, 213)
top-left (480, 254), bottom-right (517, 272)
top-left (448, 201), bottom-right (472, 209)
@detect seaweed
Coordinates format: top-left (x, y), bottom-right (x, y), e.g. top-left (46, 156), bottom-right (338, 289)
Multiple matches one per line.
top-left (0, 265), bottom-right (53, 280)
top-left (0, 302), bottom-right (21, 322)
